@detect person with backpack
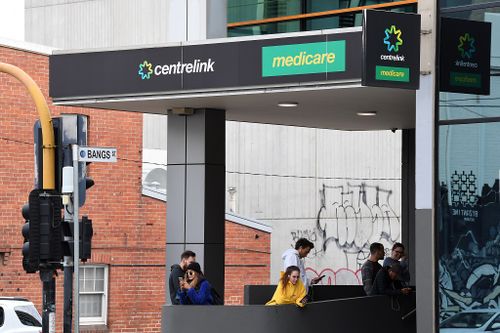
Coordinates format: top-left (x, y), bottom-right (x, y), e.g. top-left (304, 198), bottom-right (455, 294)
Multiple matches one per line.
top-left (176, 262), bottom-right (221, 305)
top-left (265, 266), bottom-right (307, 307)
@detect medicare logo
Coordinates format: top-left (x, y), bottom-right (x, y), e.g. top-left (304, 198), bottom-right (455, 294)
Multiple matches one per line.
top-left (383, 25), bottom-right (403, 53)
top-left (262, 41), bottom-right (346, 77)
top-left (458, 33), bottom-right (476, 59)
top-left (138, 60), bottom-right (154, 80)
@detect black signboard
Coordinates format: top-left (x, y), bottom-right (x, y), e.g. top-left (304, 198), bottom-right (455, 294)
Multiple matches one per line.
top-left (50, 32), bottom-right (362, 99)
top-left (362, 10), bottom-right (421, 90)
top-left (439, 17), bottom-right (491, 95)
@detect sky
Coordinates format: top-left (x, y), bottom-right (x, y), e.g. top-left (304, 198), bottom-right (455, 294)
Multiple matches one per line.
top-left (0, 0), bottom-right (25, 40)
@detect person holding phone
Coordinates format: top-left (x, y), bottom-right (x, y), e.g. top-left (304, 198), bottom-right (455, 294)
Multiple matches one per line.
top-left (176, 262), bottom-right (215, 305)
top-left (371, 263), bottom-right (412, 296)
top-left (282, 238), bottom-right (322, 292)
top-left (266, 266), bottom-right (307, 307)
top-left (169, 250), bottom-right (196, 305)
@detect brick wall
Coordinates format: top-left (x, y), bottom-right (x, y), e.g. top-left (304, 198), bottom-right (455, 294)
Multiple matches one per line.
top-left (0, 44), bottom-right (270, 332)
top-left (225, 221), bottom-right (271, 305)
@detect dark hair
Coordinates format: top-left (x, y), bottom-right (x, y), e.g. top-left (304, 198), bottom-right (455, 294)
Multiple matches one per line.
top-left (369, 242), bottom-right (384, 254)
top-left (181, 250), bottom-right (196, 260)
top-left (295, 238), bottom-right (314, 250)
top-left (392, 243), bottom-right (405, 251)
top-left (281, 266), bottom-right (300, 293)
top-left (388, 263), bottom-right (402, 275)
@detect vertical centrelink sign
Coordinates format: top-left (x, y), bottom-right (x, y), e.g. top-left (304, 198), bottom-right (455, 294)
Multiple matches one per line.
top-left (362, 10), bottom-right (421, 90)
top-left (439, 17), bottom-right (491, 95)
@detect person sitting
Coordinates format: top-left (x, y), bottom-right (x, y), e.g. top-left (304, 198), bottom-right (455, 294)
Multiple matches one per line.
top-left (176, 262), bottom-right (214, 305)
top-left (371, 263), bottom-right (412, 296)
top-left (266, 266), bottom-right (307, 307)
top-left (383, 242), bottom-right (410, 284)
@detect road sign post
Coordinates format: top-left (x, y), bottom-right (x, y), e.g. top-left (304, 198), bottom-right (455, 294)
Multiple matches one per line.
top-left (72, 145), bottom-right (116, 333)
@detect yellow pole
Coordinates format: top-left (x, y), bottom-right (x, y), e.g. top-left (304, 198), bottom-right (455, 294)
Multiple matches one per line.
top-left (0, 62), bottom-right (55, 190)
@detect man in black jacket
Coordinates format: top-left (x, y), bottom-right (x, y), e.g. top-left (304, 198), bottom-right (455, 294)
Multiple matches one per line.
top-left (169, 250), bottom-right (196, 304)
top-left (371, 263), bottom-right (412, 296)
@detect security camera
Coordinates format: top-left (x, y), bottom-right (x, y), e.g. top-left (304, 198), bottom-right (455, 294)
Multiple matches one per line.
top-left (390, 128), bottom-right (397, 133)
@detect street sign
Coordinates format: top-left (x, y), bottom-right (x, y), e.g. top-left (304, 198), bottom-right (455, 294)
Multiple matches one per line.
top-left (78, 146), bottom-right (117, 162)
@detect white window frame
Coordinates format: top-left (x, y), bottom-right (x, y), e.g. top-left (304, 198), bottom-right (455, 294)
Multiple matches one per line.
top-left (79, 265), bottom-right (108, 326)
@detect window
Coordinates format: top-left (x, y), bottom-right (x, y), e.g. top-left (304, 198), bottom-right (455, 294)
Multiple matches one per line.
top-left (79, 265), bottom-right (108, 325)
top-left (142, 114), bottom-right (168, 201)
top-left (0, 307), bottom-right (4, 326)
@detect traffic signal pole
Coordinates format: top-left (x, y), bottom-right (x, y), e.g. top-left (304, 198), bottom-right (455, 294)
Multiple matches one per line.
top-left (1, 63), bottom-right (57, 333)
top-left (0, 62), bottom-right (56, 190)
top-left (72, 144), bottom-right (81, 333)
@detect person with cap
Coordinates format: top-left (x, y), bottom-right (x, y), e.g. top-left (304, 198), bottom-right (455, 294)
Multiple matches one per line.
top-left (176, 262), bottom-right (215, 305)
top-left (371, 263), bottom-right (412, 296)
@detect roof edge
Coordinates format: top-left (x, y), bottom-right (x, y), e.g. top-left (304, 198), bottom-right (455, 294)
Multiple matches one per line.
top-left (0, 37), bottom-right (56, 55)
top-left (225, 212), bottom-right (272, 233)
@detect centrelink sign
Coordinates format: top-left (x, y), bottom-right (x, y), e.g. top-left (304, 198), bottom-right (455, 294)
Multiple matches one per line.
top-left (50, 31), bottom-right (363, 99)
top-left (49, 13), bottom-right (420, 100)
top-left (362, 10), bottom-right (421, 90)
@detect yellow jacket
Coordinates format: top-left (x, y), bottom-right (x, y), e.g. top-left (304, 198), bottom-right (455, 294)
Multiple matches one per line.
top-left (265, 272), bottom-right (307, 307)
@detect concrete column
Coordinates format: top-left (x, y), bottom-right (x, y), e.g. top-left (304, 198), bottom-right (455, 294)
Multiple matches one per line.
top-left (166, 0), bottom-right (227, 42)
top-left (416, 0), bottom-right (437, 332)
top-left (164, 109), bottom-right (226, 305)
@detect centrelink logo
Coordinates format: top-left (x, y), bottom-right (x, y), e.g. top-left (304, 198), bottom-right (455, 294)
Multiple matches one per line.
top-left (138, 60), bottom-right (153, 80)
top-left (384, 25), bottom-right (403, 52)
top-left (455, 33), bottom-right (478, 69)
top-left (380, 25), bottom-right (405, 62)
top-left (137, 58), bottom-right (215, 80)
top-left (458, 33), bottom-right (476, 59)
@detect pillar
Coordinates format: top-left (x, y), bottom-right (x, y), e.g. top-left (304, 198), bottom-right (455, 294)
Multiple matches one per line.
top-left (164, 109), bottom-right (226, 305)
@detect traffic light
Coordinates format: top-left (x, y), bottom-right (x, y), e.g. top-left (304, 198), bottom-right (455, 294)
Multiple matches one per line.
top-left (21, 202), bottom-right (38, 273)
top-left (21, 189), bottom-right (63, 273)
top-left (34, 114), bottom-right (91, 207)
top-left (61, 216), bottom-right (93, 261)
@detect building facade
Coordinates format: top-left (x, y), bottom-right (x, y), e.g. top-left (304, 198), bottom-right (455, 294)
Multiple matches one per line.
top-left (0, 39), bottom-right (271, 332)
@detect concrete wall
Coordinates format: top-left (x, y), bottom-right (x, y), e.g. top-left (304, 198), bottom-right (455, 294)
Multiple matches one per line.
top-left (25, 0), bottom-right (169, 49)
top-left (226, 122), bottom-right (402, 284)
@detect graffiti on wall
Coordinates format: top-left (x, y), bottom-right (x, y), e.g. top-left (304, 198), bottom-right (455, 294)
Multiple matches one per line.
top-left (287, 181), bottom-right (401, 285)
top-left (439, 174), bottom-right (500, 320)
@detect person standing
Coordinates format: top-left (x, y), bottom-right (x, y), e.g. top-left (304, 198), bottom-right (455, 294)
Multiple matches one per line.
top-left (168, 250), bottom-right (196, 304)
top-left (371, 264), bottom-right (412, 296)
top-left (361, 242), bottom-right (385, 295)
top-left (383, 242), bottom-right (410, 283)
top-left (177, 262), bottom-right (215, 305)
top-left (282, 238), bottom-right (322, 291)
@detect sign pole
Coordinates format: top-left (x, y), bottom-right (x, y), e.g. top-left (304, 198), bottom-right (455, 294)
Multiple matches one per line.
top-left (72, 144), bottom-right (80, 333)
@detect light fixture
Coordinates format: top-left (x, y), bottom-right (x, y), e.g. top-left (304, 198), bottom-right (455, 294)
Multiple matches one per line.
top-left (278, 102), bottom-right (298, 108)
top-left (356, 111), bottom-right (377, 116)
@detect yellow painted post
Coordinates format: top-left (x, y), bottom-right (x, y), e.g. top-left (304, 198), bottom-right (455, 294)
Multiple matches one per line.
top-left (0, 62), bottom-right (55, 190)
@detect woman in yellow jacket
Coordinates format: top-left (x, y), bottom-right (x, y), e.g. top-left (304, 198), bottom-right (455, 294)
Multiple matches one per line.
top-left (266, 265), bottom-right (307, 307)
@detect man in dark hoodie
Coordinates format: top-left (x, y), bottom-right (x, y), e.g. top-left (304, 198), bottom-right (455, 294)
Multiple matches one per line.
top-left (169, 250), bottom-right (196, 304)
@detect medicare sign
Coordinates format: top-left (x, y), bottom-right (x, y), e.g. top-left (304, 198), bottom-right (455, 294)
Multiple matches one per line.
top-left (262, 41), bottom-right (346, 77)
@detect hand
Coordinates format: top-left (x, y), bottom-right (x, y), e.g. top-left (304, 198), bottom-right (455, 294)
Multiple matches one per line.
top-left (401, 288), bottom-right (412, 295)
top-left (311, 276), bottom-right (323, 284)
top-left (300, 296), bottom-right (308, 304)
top-left (180, 281), bottom-right (190, 290)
